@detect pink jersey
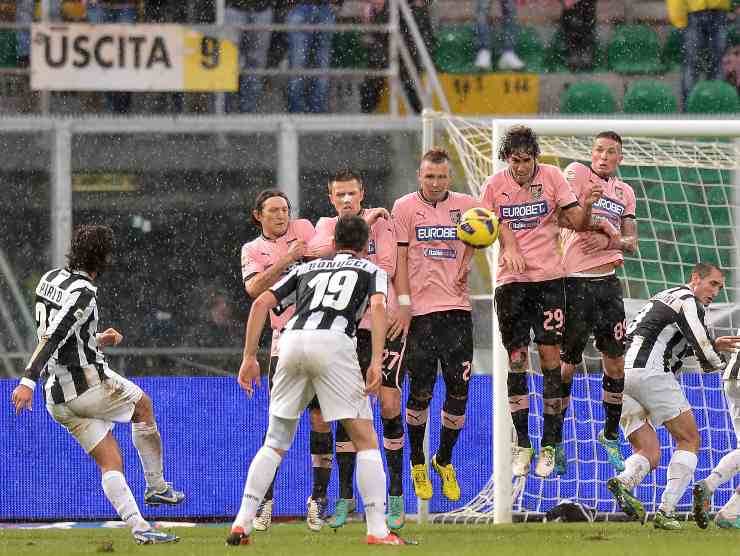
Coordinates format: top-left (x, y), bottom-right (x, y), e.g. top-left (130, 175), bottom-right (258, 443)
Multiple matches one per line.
top-left (392, 191), bottom-right (477, 316)
top-left (561, 162), bottom-right (637, 274)
top-left (307, 212), bottom-right (398, 330)
top-left (481, 163), bottom-right (578, 285)
top-left (240, 218), bottom-right (315, 331)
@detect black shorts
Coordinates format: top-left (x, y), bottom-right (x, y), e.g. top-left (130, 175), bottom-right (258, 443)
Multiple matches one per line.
top-left (494, 279), bottom-right (564, 353)
top-left (561, 274), bottom-right (626, 365)
top-left (405, 310), bottom-right (473, 399)
top-left (356, 329), bottom-right (406, 389)
top-left (269, 355), bottom-right (321, 411)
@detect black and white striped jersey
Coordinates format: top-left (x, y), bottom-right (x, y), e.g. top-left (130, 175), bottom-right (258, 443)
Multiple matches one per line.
top-left (270, 253), bottom-right (387, 338)
top-left (624, 285), bottom-right (725, 374)
top-left (723, 328), bottom-right (740, 381)
top-left (22, 268), bottom-right (110, 405)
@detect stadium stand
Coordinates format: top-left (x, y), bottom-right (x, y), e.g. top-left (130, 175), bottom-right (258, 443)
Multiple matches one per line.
top-left (559, 80), bottom-right (616, 114)
top-left (622, 79), bottom-right (678, 113)
top-left (686, 79), bottom-right (740, 113)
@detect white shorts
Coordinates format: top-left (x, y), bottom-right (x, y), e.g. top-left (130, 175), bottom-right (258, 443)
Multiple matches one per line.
top-left (46, 370), bottom-right (144, 453)
top-left (269, 329), bottom-right (372, 423)
top-left (620, 367), bottom-right (692, 438)
top-left (724, 380), bottom-right (740, 444)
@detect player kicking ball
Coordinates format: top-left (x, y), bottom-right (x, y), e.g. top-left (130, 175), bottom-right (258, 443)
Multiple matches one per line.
top-left (227, 215), bottom-right (414, 546)
top-left (11, 225), bottom-right (183, 545)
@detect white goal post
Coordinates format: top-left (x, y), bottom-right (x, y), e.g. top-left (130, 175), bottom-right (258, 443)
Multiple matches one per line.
top-left (421, 111), bottom-right (740, 524)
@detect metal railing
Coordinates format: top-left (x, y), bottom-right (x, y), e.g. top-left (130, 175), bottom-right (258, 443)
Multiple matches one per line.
top-left (0, 0), bottom-right (449, 115)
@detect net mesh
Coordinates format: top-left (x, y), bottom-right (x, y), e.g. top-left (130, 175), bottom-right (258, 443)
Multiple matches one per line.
top-left (433, 113), bottom-right (740, 522)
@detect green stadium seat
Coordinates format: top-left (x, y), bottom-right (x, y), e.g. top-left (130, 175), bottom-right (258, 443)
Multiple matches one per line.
top-left (434, 25), bottom-right (476, 74)
top-left (559, 81), bottom-right (615, 114)
top-left (729, 25), bottom-right (740, 47)
top-left (661, 28), bottom-right (683, 71)
top-left (623, 80), bottom-right (678, 114)
top-left (607, 24), bottom-right (664, 74)
top-left (331, 31), bottom-right (368, 69)
top-left (0, 30), bottom-right (17, 68)
top-left (512, 26), bottom-right (545, 72)
top-left (686, 80), bottom-right (740, 113)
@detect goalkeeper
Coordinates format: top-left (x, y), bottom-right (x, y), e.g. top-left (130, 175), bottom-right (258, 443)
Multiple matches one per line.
top-left (557, 131), bottom-right (638, 475)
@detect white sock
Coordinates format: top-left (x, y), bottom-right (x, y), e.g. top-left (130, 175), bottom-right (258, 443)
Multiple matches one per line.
top-left (720, 488), bottom-right (740, 515)
top-left (705, 448), bottom-right (740, 492)
top-left (356, 449), bottom-right (389, 538)
top-left (618, 453), bottom-right (651, 490)
top-left (233, 446), bottom-right (282, 533)
top-left (132, 422), bottom-right (166, 491)
top-left (101, 470), bottom-right (149, 533)
top-left (659, 450), bottom-right (698, 514)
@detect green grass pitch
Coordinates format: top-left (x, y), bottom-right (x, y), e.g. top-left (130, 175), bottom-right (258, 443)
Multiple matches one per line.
top-left (1, 522), bottom-right (738, 556)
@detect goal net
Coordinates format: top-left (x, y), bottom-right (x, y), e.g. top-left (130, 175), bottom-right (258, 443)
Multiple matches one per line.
top-left (425, 112), bottom-right (740, 523)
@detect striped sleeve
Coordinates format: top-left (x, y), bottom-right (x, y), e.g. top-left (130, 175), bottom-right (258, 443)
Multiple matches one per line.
top-left (370, 268), bottom-right (388, 299)
top-left (270, 265), bottom-right (300, 304)
top-left (676, 297), bottom-right (725, 372)
top-left (723, 327), bottom-right (740, 380)
top-left (23, 289), bottom-right (95, 384)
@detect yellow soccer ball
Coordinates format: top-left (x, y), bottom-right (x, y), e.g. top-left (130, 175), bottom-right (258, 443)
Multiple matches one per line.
top-left (457, 207), bottom-right (500, 248)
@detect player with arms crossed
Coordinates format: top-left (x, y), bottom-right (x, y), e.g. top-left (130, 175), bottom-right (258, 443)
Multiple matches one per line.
top-left (392, 147), bottom-right (478, 501)
top-left (480, 125), bottom-right (603, 478)
top-left (240, 189), bottom-right (334, 531)
top-left (307, 168), bottom-right (407, 530)
top-left (693, 330), bottom-right (740, 529)
top-left (558, 131), bottom-right (638, 474)
top-left (608, 263), bottom-right (740, 529)
top-left (228, 215), bottom-right (412, 546)
top-left (11, 225), bottom-right (183, 545)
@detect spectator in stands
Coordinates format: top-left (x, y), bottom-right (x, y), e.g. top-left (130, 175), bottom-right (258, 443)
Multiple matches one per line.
top-left (722, 44), bottom-right (740, 95)
top-left (15, 0), bottom-right (62, 67)
top-left (267, 0), bottom-right (291, 69)
top-left (360, 0), bottom-right (435, 114)
top-left (186, 288), bottom-right (243, 348)
top-left (286, 0), bottom-right (344, 113)
top-left (667, 0), bottom-right (731, 109)
top-left (474, 0), bottom-right (525, 71)
top-left (145, 0), bottom-right (187, 113)
top-left (87, 0), bottom-right (138, 113)
top-left (225, 0), bottom-right (275, 113)
top-left (560, 0), bottom-right (598, 71)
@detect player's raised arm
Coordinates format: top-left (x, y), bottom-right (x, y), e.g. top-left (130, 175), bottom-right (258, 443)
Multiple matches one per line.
top-left (366, 288), bottom-right (388, 397)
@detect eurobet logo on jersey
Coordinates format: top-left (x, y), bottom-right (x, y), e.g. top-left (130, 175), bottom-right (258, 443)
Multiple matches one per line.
top-left (593, 196), bottom-right (625, 216)
top-left (415, 226), bottom-right (458, 241)
top-left (499, 201), bottom-right (548, 220)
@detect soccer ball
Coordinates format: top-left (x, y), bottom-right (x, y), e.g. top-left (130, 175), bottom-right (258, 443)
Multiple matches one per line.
top-left (457, 207), bottom-right (499, 248)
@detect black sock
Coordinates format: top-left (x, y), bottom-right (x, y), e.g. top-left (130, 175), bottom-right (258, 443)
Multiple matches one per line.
top-left (312, 466), bottom-right (331, 499)
top-left (603, 375), bottom-right (625, 440)
top-left (436, 400), bottom-right (467, 466)
top-left (382, 415), bottom-right (404, 496)
top-left (310, 430), bottom-right (333, 500)
top-left (407, 421), bottom-right (426, 466)
top-left (512, 410), bottom-right (531, 448)
top-left (561, 379), bottom-right (573, 418)
top-left (542, 366), bottom-right (563, 446)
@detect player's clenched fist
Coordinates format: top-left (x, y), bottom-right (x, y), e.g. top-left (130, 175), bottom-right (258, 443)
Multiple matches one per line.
top-left (11, 384), bottom-right (33, 415)
top-left (97, 328), bottom-right (123, 347)
top-left (287, 239), bottom-right (306, 262)
top-left (584, 183), bottom-right (604, 204)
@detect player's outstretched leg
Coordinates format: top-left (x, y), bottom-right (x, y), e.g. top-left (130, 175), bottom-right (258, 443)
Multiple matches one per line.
top-left (607, 477), bottom-right (646, 523)
top-left (536, 366), bottom-right (562, 478)
top-left (715, 487), bottom-right (740, 529)
top-left (131, 395), bottom-right (185, 507)
top-left (693, 480), bottom-right (711, 530)
top-left (599, 373), bottom-right (626, 472)
top-left (307, 407), bottom-right (332, 532)
top-left (331, 422), bottom-right (356, 529)
top-left (382, 414), bottom-right (406, 530)
top-left (509, 365), bottom-right (533, 477)
top-left (406, 400), bottom-right (433, 500)
top-left (432, 392), bottom-right (467, 501)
